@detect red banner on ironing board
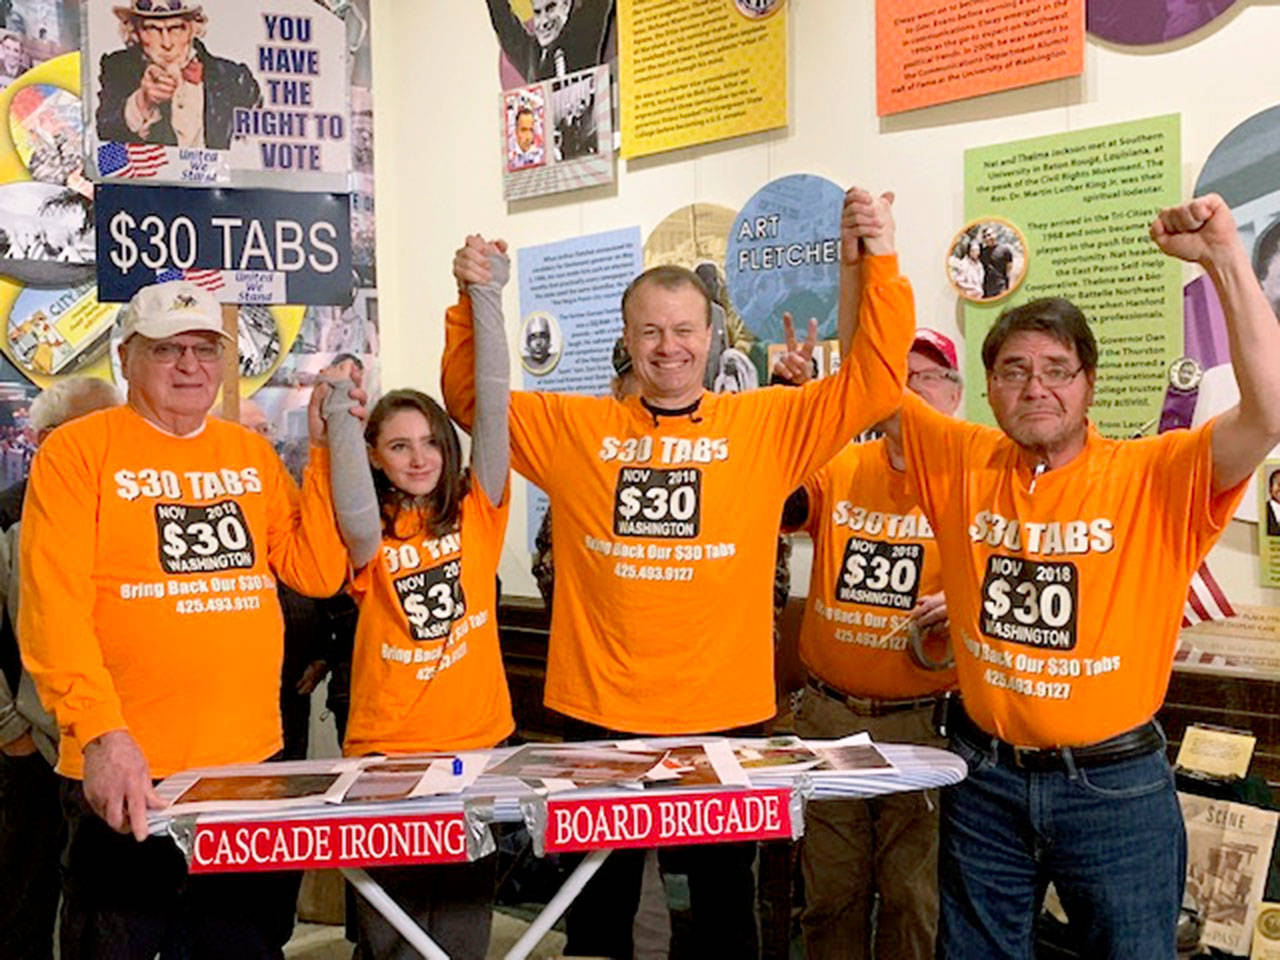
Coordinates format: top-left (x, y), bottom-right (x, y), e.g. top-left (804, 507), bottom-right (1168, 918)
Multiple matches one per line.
top-left (543, 787), bottom-right (795, 854)
top-left (186, 811), bottom-right (472, 874)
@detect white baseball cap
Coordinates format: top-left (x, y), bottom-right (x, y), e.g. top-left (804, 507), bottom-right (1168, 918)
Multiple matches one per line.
top-left (118, 280), bottom-right (231, 342)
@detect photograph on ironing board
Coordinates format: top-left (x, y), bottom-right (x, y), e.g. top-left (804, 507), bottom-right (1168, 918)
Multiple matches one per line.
top-left (809, 732), bottom-right (898, 775)
top-left (631, 739), bottom-right (750, 789)
top-left (487, 740), bottom-right (746, 791)
top-left (731, 735), bottom-right (824, 773)
top-left (159, 758), bottom-right (365, 815)
top-left (339, 753), bottom-right (487, 803)
top-left (487, 742), bottom-right (669, 791)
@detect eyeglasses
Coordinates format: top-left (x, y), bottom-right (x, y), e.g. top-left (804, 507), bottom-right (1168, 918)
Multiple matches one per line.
top-left (146, 340), bottom-right (225, 363)
top-left (134, 0), bottom-right (187, 11)
top-left (988, 364), bottom-right (1083, 389)
top-left (907, 370), bottom-right (959, 386)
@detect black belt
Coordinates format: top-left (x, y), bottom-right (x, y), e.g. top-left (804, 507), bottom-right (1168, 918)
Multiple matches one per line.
top-left (950, 704), bottom-right (1163, 772)
top-left (806, 674), bottom-right (941, 718)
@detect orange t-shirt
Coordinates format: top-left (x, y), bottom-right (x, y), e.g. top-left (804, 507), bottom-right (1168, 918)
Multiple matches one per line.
top-left (18, 406), bottom-right (347, 778)
top-left (342, 483), bottom-right (514, 755)
top-left (443, 255), bottom-right (914, 734)
top-left (798, 438), bottom-right (958, 700)
top-left (899, 393), bottom-right (1247, 748)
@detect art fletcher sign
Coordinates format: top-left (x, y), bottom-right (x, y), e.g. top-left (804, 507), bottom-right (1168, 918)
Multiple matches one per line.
top-left (185, 811), bottom-right (472, 873)
top-left (541, 787), bottom-right (797, 854)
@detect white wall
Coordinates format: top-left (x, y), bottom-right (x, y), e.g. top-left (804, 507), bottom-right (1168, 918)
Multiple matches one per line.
top-left (369, 0), bottom-right (1280, 607)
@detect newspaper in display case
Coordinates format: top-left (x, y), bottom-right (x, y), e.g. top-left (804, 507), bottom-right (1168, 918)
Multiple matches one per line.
top-left (1180, 793), bottom-right (1280, 956)
top-left (1175, 605), bottom-right (1280, 681)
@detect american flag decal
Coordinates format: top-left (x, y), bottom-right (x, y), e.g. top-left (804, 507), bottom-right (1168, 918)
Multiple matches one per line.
top-left (154, 268), bottom-right (226, 293)
top-left (98, 142), bottom-right (167, 179)
top-left (1182, 561), bottom-right (1235, 628)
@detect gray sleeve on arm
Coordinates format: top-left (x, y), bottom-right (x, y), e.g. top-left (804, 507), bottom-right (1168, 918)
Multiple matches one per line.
top-left (468, 250), bottom-right (511, 505)
top-left (0, 672), bottom-right (28, 746)
top-left (321, 379), bottom-right (382, 568)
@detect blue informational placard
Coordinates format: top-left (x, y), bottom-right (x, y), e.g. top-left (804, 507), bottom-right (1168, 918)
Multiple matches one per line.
top-left (95, 184), bottom-right (352, 305)
top-left (515, 226), bottom-right (644, 551)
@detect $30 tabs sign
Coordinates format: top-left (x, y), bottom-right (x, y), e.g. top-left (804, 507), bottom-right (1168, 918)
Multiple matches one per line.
top-left (187, 811), bottom-right (473, 874)
top-left (94, 183), bottom-right (352, 306)
top-left (542, 787), bottom-right (795, 854)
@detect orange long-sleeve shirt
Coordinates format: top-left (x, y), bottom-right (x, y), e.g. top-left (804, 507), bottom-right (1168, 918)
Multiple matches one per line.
top-left (18, 406), bottom-right (347, 778)
top-left (341, 484), bottom-right (514, 756)
top-left (798, 438), bottom-right (958, 699)
top-left (900, 392), bottom-right (1247, 747)
top-left (443, 255), bottom-right (913, 733)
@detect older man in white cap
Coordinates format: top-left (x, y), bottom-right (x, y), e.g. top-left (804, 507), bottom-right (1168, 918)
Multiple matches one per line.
top-left (97, 0), bottom-right (260, 150)
top-left (18, 279), bottom-right (354, 959)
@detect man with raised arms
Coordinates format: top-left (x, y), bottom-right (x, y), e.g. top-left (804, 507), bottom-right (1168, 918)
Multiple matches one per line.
top-left (442, 186), bottom-right (912, 959)
top-left (887, 195), bottom-right (1280, 959)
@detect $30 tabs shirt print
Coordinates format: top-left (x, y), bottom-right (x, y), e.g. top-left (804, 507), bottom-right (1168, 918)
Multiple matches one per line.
top-left (18, 406), bottom-right (346, 778)
top-left (799, 437), bottom-right (958, 700)
top-left (899, 392), bottom-right (1248, 748)
top-left (341, 482), bottom-right (514, 756)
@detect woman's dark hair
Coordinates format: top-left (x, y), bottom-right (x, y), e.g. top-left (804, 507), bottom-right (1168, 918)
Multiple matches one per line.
top-left (980, 297), bottom-right (1098, 374)
top-left (364, 389), bottom-right (467, 538)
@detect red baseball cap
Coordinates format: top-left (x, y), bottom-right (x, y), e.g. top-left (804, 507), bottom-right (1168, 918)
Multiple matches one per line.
top-left (911, 328), bottom-right (957, 370)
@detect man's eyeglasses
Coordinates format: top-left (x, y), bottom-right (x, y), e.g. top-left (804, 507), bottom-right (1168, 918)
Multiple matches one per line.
top-left (146, 340), bottom-right (225, 364)
top-left (907, 370), bottom-right (960, 386)
top-left (988, 364), bottom-right (1083, 389)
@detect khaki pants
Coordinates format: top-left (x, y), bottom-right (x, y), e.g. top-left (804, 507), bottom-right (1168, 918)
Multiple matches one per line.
top-left (795, 686), bottom-right (944, 960)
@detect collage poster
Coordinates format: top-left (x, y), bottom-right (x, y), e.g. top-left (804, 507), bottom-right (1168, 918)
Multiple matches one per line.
top-left (0, 0), bottom-right (380, 492)
top-left (488, 0), bottom-right (617, 201)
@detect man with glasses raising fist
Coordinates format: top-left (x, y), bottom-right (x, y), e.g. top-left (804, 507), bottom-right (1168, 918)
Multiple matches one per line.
top-left (885, 195), bottom-right (1280, 959)
top-left (18, 279), bottom-right (356, 959)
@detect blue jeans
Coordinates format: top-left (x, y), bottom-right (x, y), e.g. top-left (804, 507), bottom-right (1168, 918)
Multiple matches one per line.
top-left (938, 736), bottom-right (1185, 960)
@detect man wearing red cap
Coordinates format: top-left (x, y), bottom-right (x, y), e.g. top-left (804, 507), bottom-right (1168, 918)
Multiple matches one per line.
top-left (778, 322), bottom-right (963, 959)
top-left (97, 1), bottom-right (260, 151)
